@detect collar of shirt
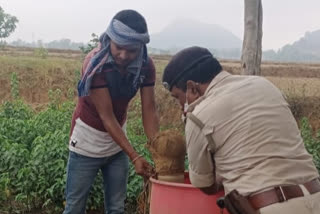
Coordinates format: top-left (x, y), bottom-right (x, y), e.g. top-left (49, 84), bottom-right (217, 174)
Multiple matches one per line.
top-left (203, 71), bottom-right (231, 96)
top-left (186, 71), bottom-right (231, 113)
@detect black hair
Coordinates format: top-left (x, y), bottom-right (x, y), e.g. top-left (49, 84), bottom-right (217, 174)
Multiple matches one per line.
top-left (113, 10), bottom-right (148, 34)
top-left (162, 46), bottom-right (222, 92)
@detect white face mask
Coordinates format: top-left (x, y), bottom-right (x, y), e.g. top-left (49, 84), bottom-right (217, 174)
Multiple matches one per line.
top-left (181, 83), bottom-right (200, 123)
top-left (183, 82), bottom-right (199, 114)
top-left (181, 113), bottom-right (187, 123)
top-left (181, 95), bottom-right (189, 123)
top-left (184, 102), bottom-right (189, 114)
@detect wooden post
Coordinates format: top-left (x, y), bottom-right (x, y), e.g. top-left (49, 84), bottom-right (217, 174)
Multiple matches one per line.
top-left (241, 0), bottom-right (263, 75)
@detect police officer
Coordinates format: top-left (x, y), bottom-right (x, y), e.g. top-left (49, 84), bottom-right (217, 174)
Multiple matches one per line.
top-left (162, 46), bottom-right (320, 214)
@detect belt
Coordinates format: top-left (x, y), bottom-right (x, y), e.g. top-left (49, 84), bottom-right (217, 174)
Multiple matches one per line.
top-left (248, 178), bottom-right (320, 210)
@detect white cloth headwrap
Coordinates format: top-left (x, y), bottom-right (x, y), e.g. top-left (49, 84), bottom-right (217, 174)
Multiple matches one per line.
top-left (77, 18), bottom-right (149, 97)
top-left (106, 19), bottom-right (150, 46)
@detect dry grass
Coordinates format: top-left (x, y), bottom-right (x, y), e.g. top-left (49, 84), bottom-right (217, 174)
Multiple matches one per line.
top-left (0, 49), bottom-right (319, 130)
top-left (266, 76), bottom-right (320, 97)
top-left (0, 55), bottom-right (82, 108)
top-left (152, 57), bottom-right (320, 131)
top-left (0, 45), bottom-right (83, 59)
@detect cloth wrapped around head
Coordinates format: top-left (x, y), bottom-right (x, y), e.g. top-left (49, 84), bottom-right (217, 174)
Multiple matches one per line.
top-left (78, 10), bottom-right (150, 97)
top-left (162, 46), bottom-right (222, 92)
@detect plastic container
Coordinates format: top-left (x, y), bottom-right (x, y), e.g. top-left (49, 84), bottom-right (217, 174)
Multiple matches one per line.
top-left (150, 172), bottom-right (228, 214)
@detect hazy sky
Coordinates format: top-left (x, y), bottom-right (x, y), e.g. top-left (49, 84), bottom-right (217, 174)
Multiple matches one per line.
top-left (1, 0), bottom-right (319, 50)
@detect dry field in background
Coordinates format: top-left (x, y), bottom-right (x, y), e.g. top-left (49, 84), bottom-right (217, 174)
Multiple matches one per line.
top-left (1, 47), bottom-right (320, 131)
top-left (153, 57), bottom-right (320, 131)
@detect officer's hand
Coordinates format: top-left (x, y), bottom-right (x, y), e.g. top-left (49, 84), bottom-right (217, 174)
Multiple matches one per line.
top-left (133, 157), bottom-right (154, 178)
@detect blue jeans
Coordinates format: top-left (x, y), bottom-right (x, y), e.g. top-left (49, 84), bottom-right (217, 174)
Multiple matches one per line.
top-left (63, 151), bottom-right (129, 214)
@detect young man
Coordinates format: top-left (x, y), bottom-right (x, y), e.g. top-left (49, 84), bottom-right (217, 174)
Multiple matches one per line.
top-left (162, 46), bottom-right (320, 214)
top-left (64, 10), bottom-right (159, 214)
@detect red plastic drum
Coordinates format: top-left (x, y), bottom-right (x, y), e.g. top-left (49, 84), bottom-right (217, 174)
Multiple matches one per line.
top-left (149, 172), bottom-right (228, 214)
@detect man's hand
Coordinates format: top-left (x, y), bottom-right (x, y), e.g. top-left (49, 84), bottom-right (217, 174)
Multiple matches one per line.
top-left (134, 157), bottom-right (154, 178)
top-left (200, 183), bottom-right (223, 195)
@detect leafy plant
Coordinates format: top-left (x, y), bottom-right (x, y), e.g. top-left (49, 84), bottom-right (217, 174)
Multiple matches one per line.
top-left (34, 47), bottom-right (49, 59)
top-left (0, 88), bottom-right (152, 213)
top-left (300, 117), bottom-right (320, 173)
top-left (79, 33), bottom-right (99, 54)
top-left (0, 7), bottom-right (19, 40)
top-left (10, 72), bottom-right (19, 100)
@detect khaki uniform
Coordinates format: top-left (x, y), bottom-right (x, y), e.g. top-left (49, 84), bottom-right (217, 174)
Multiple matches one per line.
top-left (260, 191), bottom-right (320, 214)
top-left (185, 71), bottom-right (319, 213)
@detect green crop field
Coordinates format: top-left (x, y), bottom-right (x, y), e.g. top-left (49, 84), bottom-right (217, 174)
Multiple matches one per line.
top-left (0, 47), bottom-right (319, 213)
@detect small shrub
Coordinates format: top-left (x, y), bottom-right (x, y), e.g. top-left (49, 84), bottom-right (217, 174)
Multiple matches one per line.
top-left (34, 47), bottom-right (49, 59)
top-left (10, 72), bottom-right (19, 100)
top-left (79, 33), bottom-right (99, 54)
top-left (300, 117), bottom-right (320, 173)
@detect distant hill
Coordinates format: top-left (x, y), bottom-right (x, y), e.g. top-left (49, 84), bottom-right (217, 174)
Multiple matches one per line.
top-left (149, 19), bottom-right (242, 50)
top-left (149, 20), bottom-right (320, 63)
top-left (263, 29), bottom-right (320, 62)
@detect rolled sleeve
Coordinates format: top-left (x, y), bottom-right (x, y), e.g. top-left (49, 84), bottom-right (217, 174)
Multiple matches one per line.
top-left (186, 119), bottom-right (215, 188)
top-left (189, 166), bottom-right (214, 188)
top-left (140, 57), bottom-right (156, 87)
